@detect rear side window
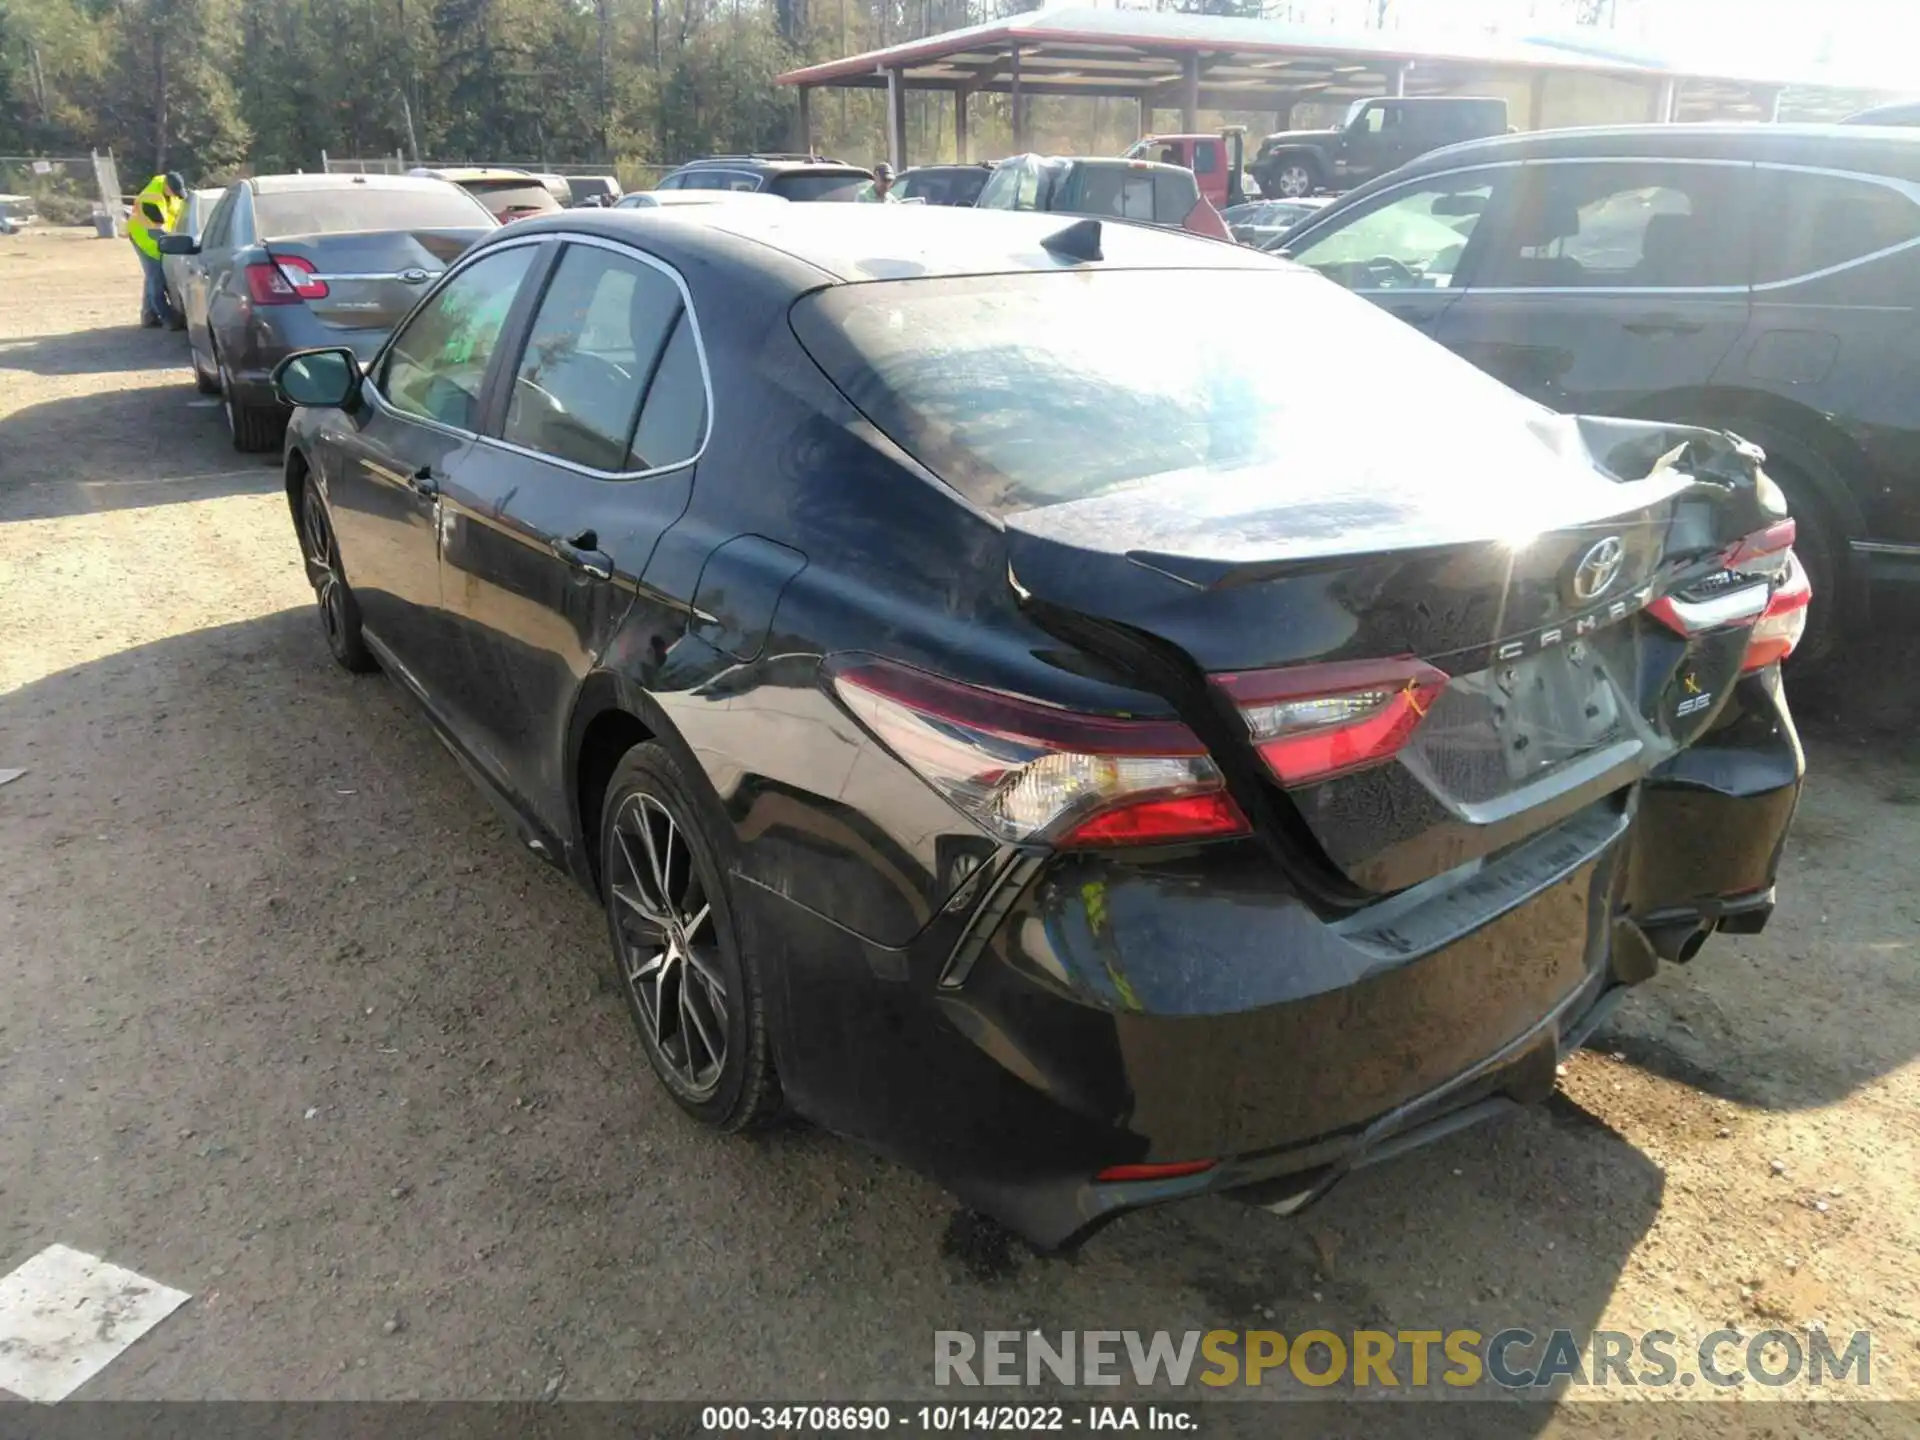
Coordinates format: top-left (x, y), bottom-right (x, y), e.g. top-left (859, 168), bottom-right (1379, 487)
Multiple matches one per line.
top-left (1476, 161), bottom-right (1753, 288)
top-left (1752, 169), bottom-right (1920, 283)
top-left (255, 185), bottom-right (491, 237)
top-left (502, 244), bottom-right (685, 470)
top-left (629, 313), bottom-right (707, 470)
top-left (1153, 172), bottom-right (1198, 222)
top-left (1194, 142), bottom-right (1219, 175)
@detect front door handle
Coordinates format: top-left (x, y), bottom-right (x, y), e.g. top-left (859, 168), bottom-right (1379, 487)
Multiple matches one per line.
top-left (409, 465), bottom-right (439, 497)
top-left (554, 529), bottom-right (613, 580)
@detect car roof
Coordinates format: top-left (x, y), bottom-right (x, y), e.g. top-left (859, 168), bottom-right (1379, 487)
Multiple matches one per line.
top-left (416, 167), bottom-right (539, 183)
top-left (247, 173), bottom-right (469, 195)
top-left (678, 155), bottom-right (868, 174)
top-left (1399, 121), bottom-right (1920, 175)
top-left (489, 203), bottom-right (1272, 287)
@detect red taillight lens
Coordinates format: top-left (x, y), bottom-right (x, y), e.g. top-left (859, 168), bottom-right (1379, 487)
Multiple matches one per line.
top-left (1742, 552), bottom-right (1811, 672)
top-left (244, 256), bottom-right (327, 304)
top-left (1213, 658), bottom-right (1447, 787)
top-left (1645, 520), bottom-right (1811, 672)
top-left (1722, 517), bottom-right (1795, 570)
top-left (1096, 1159), bottom-right (1217, 1184)
top-left (828, 659), bottom-right (1251, 848)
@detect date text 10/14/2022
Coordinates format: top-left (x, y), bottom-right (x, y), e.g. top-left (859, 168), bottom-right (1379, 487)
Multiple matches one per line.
top-left (701, 1406), bottom-right (1196, 1432)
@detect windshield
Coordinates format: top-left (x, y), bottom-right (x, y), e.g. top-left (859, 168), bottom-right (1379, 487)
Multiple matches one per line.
top-left (791, 268), bottom-right (1533, 514)
top-left (256, 186), bottom-right (492, 236)
top-left (772, 172), bottom-right (871, 202)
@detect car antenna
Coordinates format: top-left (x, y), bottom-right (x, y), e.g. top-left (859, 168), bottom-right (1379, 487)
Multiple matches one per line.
top-left (1041, 218), bottom-right (1102, 262)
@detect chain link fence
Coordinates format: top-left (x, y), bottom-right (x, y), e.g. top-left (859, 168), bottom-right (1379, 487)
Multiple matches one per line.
top-left (320, 153), bottom-right (677, 194)
top-left (0, 153), bottom-right (122, 234)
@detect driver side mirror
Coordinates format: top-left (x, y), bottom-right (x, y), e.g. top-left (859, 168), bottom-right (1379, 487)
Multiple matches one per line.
top-left (273, 348), bottom-right (362, 410)
top-left (156, 233), bottom-right (199, 256)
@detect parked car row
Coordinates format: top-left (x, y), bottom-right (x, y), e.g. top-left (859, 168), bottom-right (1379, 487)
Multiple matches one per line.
top-left (1273, 120), bottom-right (1920, 660)
top-left (253, 184), bottom-right (1810, 1247)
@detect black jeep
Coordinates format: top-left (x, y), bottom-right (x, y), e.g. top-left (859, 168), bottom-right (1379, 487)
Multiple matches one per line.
top-left (1252, 95), bottom-right (1508, 198)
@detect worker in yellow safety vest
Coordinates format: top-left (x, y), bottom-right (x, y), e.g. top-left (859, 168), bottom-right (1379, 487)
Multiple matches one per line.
top-left (128, 172), bottom-right (186, 329)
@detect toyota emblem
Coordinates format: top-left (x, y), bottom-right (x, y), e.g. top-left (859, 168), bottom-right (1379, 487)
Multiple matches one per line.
top-left (398, 267), bottom-right (432, 285)
top-left (1571, 536), bottom-right (1626, 602)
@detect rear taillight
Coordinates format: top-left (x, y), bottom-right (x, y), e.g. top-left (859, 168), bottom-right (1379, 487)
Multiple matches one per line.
top-left (828, 659), bottom-right (1250, 847)
top-left (1742, 552), bottom-right (1811, 672)
top-left (244, 256), bottom-right (328, 305)
top-left (1213, 658), bottom-right (1448, 788)
top-left (1646, 519), bottom-right (1810, 671)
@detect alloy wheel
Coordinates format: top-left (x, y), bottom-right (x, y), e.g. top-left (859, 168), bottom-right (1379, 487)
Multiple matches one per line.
top-left (300, 486), bottom-right (348, 649)
top-left (1275, 164), bottom-right (1314, 199)
top-left (608, 791), bottom-right (728, 1100)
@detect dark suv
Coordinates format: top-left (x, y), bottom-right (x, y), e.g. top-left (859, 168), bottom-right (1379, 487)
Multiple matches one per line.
top-left (1277, 122), bottom-right (1920, 659)
top-left (1252, 95), bottom-right (1508, 198)
top-left (654, 154), bottom-right (873, 202)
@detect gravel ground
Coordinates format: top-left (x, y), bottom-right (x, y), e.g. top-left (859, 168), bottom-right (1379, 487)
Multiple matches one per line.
top-left (2, 228), bottom-right (1918, 1428)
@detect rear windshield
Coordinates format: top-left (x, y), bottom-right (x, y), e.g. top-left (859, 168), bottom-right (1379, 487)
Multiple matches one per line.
top-left (770, 172), bottom-right (871, 203)
top-left (462, 182), bottom-right (560, 213)
top-left (256, 186), bottom-right (490, 236)
top-left (791, 269), bottom-right (1533, 514)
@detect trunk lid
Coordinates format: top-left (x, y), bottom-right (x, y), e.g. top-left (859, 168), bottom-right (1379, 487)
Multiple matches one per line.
top-left (1006, 417), bottom-right (1784, 892)
top-left (264, 228), bottom-right (486, 333)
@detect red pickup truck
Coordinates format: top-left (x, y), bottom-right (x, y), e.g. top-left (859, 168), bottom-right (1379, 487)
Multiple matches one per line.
top-left (1123, 129), bottom-right (1252, 211)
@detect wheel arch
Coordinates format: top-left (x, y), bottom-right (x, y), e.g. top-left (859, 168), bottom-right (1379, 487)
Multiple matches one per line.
top-left (283, 445), bottom-right (311, 533)
top-left (567, 675), bottom-right (718, 900)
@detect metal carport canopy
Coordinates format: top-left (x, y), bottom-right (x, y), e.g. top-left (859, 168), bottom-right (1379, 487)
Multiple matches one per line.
top-left (776, 8), bottom-right (1907, 166)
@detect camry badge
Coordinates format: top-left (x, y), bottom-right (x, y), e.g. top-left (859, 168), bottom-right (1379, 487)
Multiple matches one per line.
top-left (1571, 536), bottom-right (1626, 603)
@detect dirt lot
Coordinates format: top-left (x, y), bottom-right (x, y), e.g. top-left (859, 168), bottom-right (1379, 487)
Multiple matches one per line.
top-left (3, 228), bottom-right (1919, 1427)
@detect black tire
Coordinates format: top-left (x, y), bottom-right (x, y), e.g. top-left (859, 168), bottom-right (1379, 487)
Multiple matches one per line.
top-left (220, 356), bottom-right (284, 453)
top-left (600, 743), bottom-right (780, 1133)
top-left (296, 479), bottom-right (376, 673)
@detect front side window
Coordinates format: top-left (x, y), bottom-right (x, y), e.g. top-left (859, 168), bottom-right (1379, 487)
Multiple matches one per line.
top-left (1287, 174), bottom-right (1498, 290)
top-left (1752, 169), bottom-right (1920, 283)
top-left (978, 158), bottom-right (1041, 211)
top-left (1475, 161), bottom-right (1753, 289)
top-left (200, 191), bottom-right (237, 250)
top-left (378, 246), bottom-right (538, 431)
top-left (501, 244), bottom-right (690, 471)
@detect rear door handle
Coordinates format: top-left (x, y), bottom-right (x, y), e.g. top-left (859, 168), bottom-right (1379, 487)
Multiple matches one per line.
top-left (554, 529), bottom-right (613, 580)
top-left (409, 465), bottom-right (439, 497)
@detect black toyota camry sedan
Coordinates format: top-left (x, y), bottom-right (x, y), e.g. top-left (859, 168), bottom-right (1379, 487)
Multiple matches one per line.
top-left (271, 205), bottom-right (1806, 1247)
